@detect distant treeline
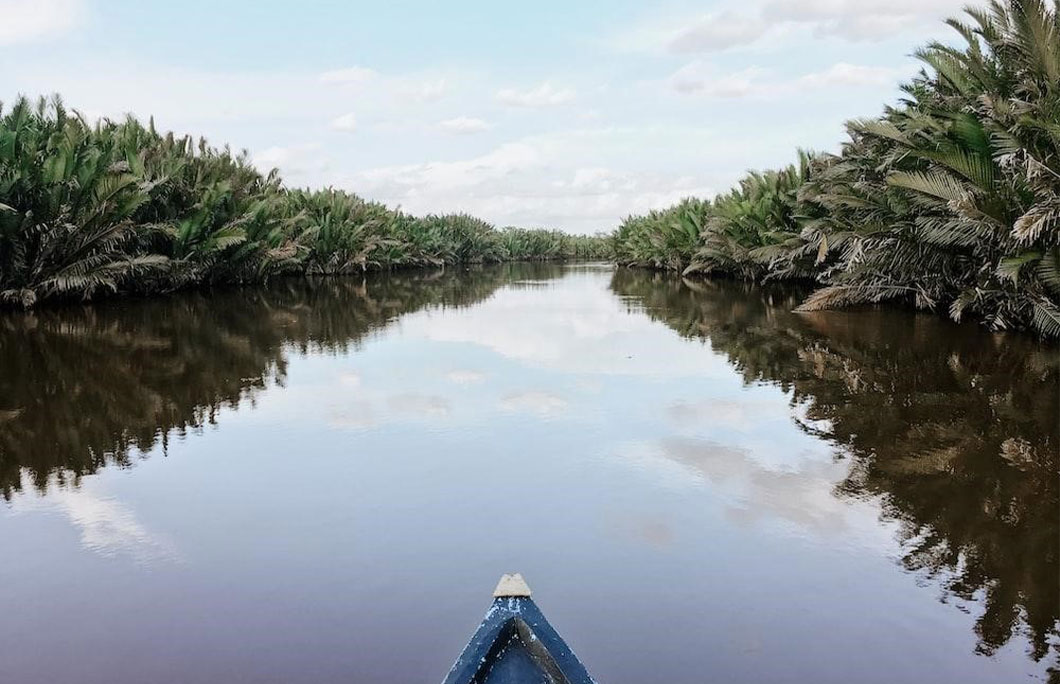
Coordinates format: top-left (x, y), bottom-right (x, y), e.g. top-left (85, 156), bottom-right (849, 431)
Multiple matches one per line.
top-left (611, 0), bottom-right (1060, 337)
top-left (0, 101), bottom-right (609, 308)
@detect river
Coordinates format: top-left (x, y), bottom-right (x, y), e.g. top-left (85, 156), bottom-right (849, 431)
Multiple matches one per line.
top-left (0, 263), bottom-right (1055, 683)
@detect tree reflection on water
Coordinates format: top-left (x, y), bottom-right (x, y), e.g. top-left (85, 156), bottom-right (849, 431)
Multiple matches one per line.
top-left (0, 264), bottom-right (1054, 677)
top-left (611, 267), bottom-right (1059, 676)
top-left (0, 264), bottom-right (553, 498)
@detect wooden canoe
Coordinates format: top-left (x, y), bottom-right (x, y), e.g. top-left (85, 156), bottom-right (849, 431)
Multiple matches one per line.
top-left (441, 574), bottom-right (596, 684)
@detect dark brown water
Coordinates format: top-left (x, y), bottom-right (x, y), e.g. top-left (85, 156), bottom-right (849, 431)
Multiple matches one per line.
top-left (0, 264), bottom-right (1056, 683)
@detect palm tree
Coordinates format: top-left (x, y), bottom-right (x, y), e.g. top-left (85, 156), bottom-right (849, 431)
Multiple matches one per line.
top-left (796, 0), bottom-right (1060, 335)
top-left (613, 0), bottom-right (1059, 337)
top-left (0, 96), bottom-right (604, 308)
top-left (686, 151), bottom-right (820, 281)
top-left (0, 97), bottom-right (169, 306)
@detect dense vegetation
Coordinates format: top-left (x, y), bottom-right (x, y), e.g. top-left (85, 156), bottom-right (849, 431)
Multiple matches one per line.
top-left (0, 102), bottom-right (608, 308)
top-left (612, 0), bottom-right (1060, 337)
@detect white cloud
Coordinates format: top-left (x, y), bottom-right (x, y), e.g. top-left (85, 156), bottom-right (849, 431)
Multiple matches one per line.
top-left (357, 141), bottom-right (543, 193)
top-left (669, 62), bottom-right (767, 97)
top-left (8, 479), bottom-right (179, 564)
top-left (795, 62), bottom-right (900, 88)
top-left (330, 112), bottom-right (358, 132)
top-left (621, 437), bottom-right (872, 535)
top-left (327, 392), bottom-right (450, 429)
top-left (667, 399), bottom-right (779, 431)
top-left (347, 128), bottom-right (721, 233)
top-left (668, 61), bottom-right (902, 98)
top-left (408, 77), bottom-right (448, 101)
top-left (328, 400), bottom-right (377, 429)
top-left (338, 372), bottom-right (362, 388)
top-left (496, 82), bottom-right (576, 107)
top-left (611, 514), bottom-right (676, 548)
top-left (620, 0), bottom-right (970, 53)
top-left (501, 391), bottom-right (569, 416)
top-left (0, 0), bottom-right (83, 46)
top-left (668, 12), bottom-right (769, 53)
top-left (252, 143), bottom-right (328, 178)
top-left (399, 278), bottom-right (738, 378)
top-left (438, 116), bottom-right (492, 134)
top-left (387, 393), bottom-right (451, 418)
top-left (763, 0), bottom-right (969, 41)
top-left (318, 65), bottom-right (379, 84)
top-left (570, 167), bottom-right (614, 190)
top-left (446, 369), bottom-right (487, 384)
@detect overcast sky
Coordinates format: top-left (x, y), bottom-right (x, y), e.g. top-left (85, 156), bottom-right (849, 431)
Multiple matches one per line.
top-left (1, 0), bottom-right (974, 233)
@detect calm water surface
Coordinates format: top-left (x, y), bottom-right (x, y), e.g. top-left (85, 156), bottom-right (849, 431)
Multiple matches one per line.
top-left (0, 264), bottom-right (1056, 683)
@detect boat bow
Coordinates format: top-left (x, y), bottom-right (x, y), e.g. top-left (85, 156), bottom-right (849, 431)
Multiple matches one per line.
top-left (441, 574), bottom-right (596, 684)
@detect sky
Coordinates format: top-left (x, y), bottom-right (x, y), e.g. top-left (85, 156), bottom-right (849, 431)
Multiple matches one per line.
top-left (0, 0), bottom-right (976, 233)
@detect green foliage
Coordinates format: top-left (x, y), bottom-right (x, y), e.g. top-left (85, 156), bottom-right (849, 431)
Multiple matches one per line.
top-left (611, 198), bottom-right (708, 271)
top-left (611, 0), bottom-right (1060, 337)
top-left (0, 99), bottom-right (608, 307)
top-left (501, 227), bottom-right (611, 261)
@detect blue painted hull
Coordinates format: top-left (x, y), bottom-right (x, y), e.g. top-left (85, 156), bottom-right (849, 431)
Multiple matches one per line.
top-left (442, 594), bottom-right (596, 684)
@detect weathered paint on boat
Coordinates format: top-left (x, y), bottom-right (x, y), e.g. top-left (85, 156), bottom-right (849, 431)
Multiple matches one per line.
top-left (442, 574), bottom-right (596, 684)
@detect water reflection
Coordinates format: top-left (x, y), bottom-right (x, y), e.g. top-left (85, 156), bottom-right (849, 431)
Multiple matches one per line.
top-left (0, 264), bottom-right (552, 498)
top-left (0, 264), bottom-right (1056, 682)
top-left (8, 478), bottom-right (180, 564)
top-left (610, 267), bottom-right (1060, 671)
top-left (653, 436), bottom-right (856, 534)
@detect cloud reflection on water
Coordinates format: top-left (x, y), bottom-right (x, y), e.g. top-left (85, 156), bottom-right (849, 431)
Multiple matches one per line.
top-left (8, 476), bottom-right (179, 565)
top-left (399, 274), bottom-right (736, 379)
top-left (622, 437), bottom-right (867, 537)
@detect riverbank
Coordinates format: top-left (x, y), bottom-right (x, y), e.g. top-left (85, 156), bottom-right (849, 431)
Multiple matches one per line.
top-left (0, 99), bottom-right (609, 309)
top-left (611, 0), bottom-right (1059, 338)
top-left (3, 1), bottom-right (1054, 336)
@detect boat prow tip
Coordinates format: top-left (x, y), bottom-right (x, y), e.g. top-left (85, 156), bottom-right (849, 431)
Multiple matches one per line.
top-left (493, 573), bottom-right (532, 598)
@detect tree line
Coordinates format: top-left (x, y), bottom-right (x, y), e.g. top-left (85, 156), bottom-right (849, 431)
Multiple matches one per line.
top-left (612, 0), bottom-right (1059, 337)
top-left (0, 101), bottom-right (609, 308)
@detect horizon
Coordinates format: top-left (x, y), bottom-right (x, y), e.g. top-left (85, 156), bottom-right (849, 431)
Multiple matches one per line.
top-left (2, 0), bottom-right (974, 233)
